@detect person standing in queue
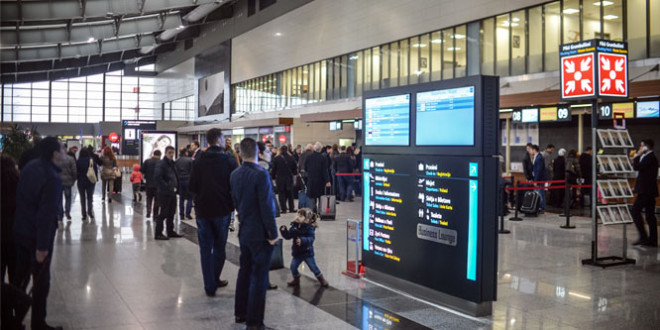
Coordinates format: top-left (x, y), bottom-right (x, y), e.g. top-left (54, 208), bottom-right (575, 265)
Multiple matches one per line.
top-left (189, 129), bottom-right (238, 297)
top-left (531, 145), bottom-right (548, 213)
top-left (154, 146), bottom-right (182, 240)
top-left (304, 142), bottom-right (332, 213)
top-left (175, 148), bottom-right (194, 220)
top-left (141, 150), bottom-right (162, 219)
top-left (231, 138), bottom-right (279, 330)
top-left (630, 139), bottom-right (658, 247)
top-left (14, 137), bottom-right (65, 330)
top-left (190, 141), bottom-right (201, 160)
top-left (271, 145), bottom-right (297, 214)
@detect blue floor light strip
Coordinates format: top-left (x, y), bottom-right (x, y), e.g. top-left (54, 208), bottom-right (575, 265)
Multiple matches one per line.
top-left (467, 179), bottom-right (478, 281)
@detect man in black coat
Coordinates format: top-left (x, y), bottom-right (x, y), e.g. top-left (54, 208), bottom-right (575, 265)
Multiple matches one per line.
top-left (579, 147), bottom-right (593, 203)
top-left (631, 139), bottom-right (659, 247)
top-left (154, 146), bottom-right (182, 240)
top-left (304, 142), bottom-right (331, 213)
top-left (14, 137), bottom-right (65, 330)
top-left (333, 146), bottom-right (356, 202)
top-left (189, 129), bottom-right (237, 296)
top-left (141, 150), bottom-right (162, 218)
top-left (271, 145), bottom-right (298, 213)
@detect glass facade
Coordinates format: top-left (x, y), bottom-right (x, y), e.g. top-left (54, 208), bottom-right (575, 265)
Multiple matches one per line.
top-left (234, 0), bottom-right (658, 114)
top-left (2, 64), bottom-right (195, 123)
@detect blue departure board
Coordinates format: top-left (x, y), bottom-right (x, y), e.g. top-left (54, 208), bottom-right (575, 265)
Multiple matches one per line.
top-left (416, 87), bottom-right (475, 146)
top-left (365, 94), bottom-right (410, 146)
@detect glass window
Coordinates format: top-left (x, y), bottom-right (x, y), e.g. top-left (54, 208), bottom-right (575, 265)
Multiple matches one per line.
top-left (69, 107), bottom-right (86, 123)
top-left (455, 25), bottom-right (467, 78)
top-left (364, 49), bottom-right (372, 92)
top-left (418, 34), bottom-right (430, 83)
top-left (430, 32), bottom-right (442, 80)
top-left (545, 2), bottom-right (561, 71)
top-left (528, 6), bottom-right (543, 73)
top-left (481, 19), bottom-right (495, 75)
top-left (583, 0), bottom-right (601, 40)
top-left (380, 46), bottom-right (390, 89)
top-left (389, 41), bottom-right (400, 87)
top-left (627, 0), bottom-right (646, 60)
top-left (400, 39), bottom-right (410, 85)
top-left (510, 11), bottom-right (526, 76)
top-left (302, 64), bottom-right (310, 102)
top-left (603, 0), bottom-right (623, 41)
top-left (410, 36), bottom-right (421, 85)
top-left (319, 61), bottom-right (327, 102)
top-left (340, 55), bottom-right (348, 98)
top-left (442, 29), bottom-right (454, 79)
top-left (650, 0), bottom-right (660, 57)
top-left (371, 47), bottom-right (380, 91)
top-left (355, 51), bottom-right (364, 95)
top-left (495, 14), bottom-right (510, 76)
top-left (563, 0), bottom-right (581, 43)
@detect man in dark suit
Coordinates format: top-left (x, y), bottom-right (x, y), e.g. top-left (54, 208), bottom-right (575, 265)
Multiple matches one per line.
top-left (305, 142), bottom-right (332, 213)
top-left (154, 146), bottom-right (182, 240)
top-left (231, 138), bottom-right (279, 330)
top-left (141, 150), bottom-right (162, 218)
top-left (531, 145), bottom-right (548, 213)
top-left (631, 139), bottom-right (659, 247)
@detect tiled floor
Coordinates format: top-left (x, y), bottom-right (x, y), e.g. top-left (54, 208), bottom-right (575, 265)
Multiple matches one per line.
top-left (27, 181), bottom-right (660, 329)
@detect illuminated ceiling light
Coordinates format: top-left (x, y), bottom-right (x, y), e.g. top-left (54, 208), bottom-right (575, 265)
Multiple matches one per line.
top-left (412, 43), bottom-right (427, 48)
top-left (274, 32), bottom-right (282, 37)
top-left (349, 55), bottom-right (359, 60)
top-left (431, 39), bottom-right (442, 44)
top-left (593, 1), bottom-right (614, 6)
top-left (563, 8), bottom-right (580, 14)
top-left (447, 47), bottom-right (461, 51)
top-left (414, 70), bottom-right (424, 76)
top-left (453, 34), bottom-right (466, 39)
top-left (87, 37), bottom-right (95, 43)
top-left (499, 108), bottom-right (514, 113)
top-left (512, 17), bottom-right (520, 22)
top-left (302, 70), bottom-right (308, 74)
top-left (501, 21), bottom-right (519, 27)
top-left (603, 14), bottom-right (619, 20)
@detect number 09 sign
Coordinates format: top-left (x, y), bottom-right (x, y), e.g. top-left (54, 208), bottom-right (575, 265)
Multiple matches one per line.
top-left (559, 40), bottom-right (628, 101)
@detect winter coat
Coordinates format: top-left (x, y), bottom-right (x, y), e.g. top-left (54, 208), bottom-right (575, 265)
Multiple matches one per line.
top-left (100, 156), bottom-right (117, 181)
top-left (230, 162), bottom-right (278, 242)
top-left (14, 159), bottom-right (62, 251)
top-left (141, 157), bottom-right (160, 188)
top-left (174, 155), bottom-right (193, 181)
top-left (155, 157), bottom-right (179, 196)
top-left (189, 146), bottom-right (237, 218)
top-left (304, 152), bottom-right (330, 199)
top-left (565, 156), bottom-right (582, 184)
top-left (280, 222), bottom-right (316, 258)
top-left (130, 164), bottom-right (143, 184)
top-left (271, 153), bottom-right (297, 186)
top-left (58, 154), bottom-right (77, 186)
top-left (76, 156), bottom-right (98, 187)
top-left (552, 156), bottom-right (566, 181)
top-left (333, 153), bottom-right (355, 174)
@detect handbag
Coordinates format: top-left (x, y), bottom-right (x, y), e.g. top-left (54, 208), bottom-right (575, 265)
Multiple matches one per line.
top-left (113, 168), bottom-right (121, 178)
top-left (269, 238), bottom-right (284, 270)
top-left (86, 159), bottom-right (97, 184)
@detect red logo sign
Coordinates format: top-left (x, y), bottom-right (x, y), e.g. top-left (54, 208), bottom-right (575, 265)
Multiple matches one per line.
top-left (278, 135), bottom-right (287, 144)
top-left (109, 132), bottom-right (119, 143)
top-left (561, 53), bottom-right (595, 99)
top-left (598, 53), bottom-right (627, 97)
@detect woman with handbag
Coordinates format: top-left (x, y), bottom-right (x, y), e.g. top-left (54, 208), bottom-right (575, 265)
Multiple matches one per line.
top-left (100, 146), bottom-right (118, 203)
top-left (76, 148), bottom-right (98, 220)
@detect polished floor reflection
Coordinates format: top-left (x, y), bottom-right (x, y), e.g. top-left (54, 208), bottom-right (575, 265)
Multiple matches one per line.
top-left (34, 182), bottom-right (660, 329)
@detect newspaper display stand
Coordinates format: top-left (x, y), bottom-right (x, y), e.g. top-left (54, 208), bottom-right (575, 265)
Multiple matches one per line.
top-left (343, 219), bottom-right (364, 278)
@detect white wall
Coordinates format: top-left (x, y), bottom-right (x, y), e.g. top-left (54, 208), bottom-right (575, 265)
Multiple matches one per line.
top-left (154, 58), bottom-right (196, 106)
top-left (232, 0), bottom-right (547, 83)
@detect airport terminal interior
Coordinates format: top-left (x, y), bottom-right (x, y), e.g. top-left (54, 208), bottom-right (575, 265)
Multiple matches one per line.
top-left (1, 0), bottom-right (660, 329)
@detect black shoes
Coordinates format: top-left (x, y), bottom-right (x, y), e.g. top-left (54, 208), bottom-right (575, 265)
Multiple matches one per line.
top-left (146, 213), bottom-right (151, 218)
top-left (217, 279), bottom-right (229, 288)
top-left (235, 316), bottom-right (246, 324)
top-left (65, 213), bottom-right (71, 220)
top-left (155, 235), bottom-right (169, 240)
top-left (633, 239), bottom-right (648, 246)
top-left (186, 215), bottom-right (193, 220)
top-left (168, 232), bottom-right (183, 238)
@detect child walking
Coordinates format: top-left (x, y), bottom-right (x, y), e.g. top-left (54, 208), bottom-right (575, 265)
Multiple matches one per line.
top-left (129, 164), bottom-right (143, 202)
top-left (279, 208), bottom-right (329, 287)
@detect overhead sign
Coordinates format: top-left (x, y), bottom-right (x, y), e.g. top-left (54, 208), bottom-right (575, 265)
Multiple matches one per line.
top-left (559, 40), bottom-right (628, 101)
top-left (108, 132), bottom-right (119, 143)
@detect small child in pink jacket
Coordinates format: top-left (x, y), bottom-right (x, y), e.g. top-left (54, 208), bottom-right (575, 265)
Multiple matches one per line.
top-left (130, 164), bottom-right (143, 202)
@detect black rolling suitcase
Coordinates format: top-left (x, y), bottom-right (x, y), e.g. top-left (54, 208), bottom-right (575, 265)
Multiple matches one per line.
top-left (520, 191), bottom-right (541, 216)
top-left (318, 186), bottom-right (336, 220)
top-left (113, 171), bottom-right (122, 193)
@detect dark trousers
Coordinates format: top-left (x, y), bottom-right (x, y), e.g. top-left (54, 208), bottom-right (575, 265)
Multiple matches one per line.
top-left (179, 179), bottom-right (193, 217)
top-left (59, 185), bottom-right (72, 219)
top-left (1, 239), bottom-right (16, 284)
top-left (235, 239), bottom-right (274, 327)
top-left (337, 175), bottom-right (354, 201)
top-left (132, 183), bottom-right (141, 200)
top-left (146, 186), bottom-right (160, 217)
top-left (77, 182), bottom-right (95, 218)
top-left (156, 193), bottom-right (177, 236)
top-left (277, 181), bottom-right (295, 213)
top-left (15, 244), bottom-right (51, 329)
top-left (196, 215), bottom-right (230, 294)
top-left (632, 194), bottom-right (658, 245)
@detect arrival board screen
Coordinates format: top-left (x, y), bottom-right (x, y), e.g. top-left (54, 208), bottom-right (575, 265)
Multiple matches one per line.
top-left (362, 154), bottom-right (491, 302)
top-left (416, 87), bottom-right (475, 146)
top-left (364, 94), bottom-right (410, 146)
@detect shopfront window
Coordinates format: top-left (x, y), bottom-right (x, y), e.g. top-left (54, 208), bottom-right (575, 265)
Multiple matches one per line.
top-left (545, 2), bottom-right (561, 71)
top-left (400, 39), bottom-right (410, 85)
top-left (563, 0), bottom-right (581, 43)
top-left (455, 25), bottom-right (467, 78)
top-left (442, 28), bottom-right (454, 79)
top-left (528, 6), bottom-right (543, 73)
top-left (371, 47), bottom-right (380, 91)
top-left (389, 41), bottom-right (400, 87)
top-left (496, 14), bottom-right (510, 76)
top-left (481, 18), bottom-right (495, 75)
top-left (380, 45), bottom-right (390, 89)
top-left (510, 10), bottom-right (526, 76)
top-left (430, 31), bottom-right (442, 81)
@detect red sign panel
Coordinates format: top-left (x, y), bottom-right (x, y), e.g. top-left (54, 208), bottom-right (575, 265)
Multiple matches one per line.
top-left (598, 53), bottom-right (628, 97)
top-left (278, 135), bottom-right (287, 144)
top-left (561, 53), bottom-right (595, 99)
top-left (109, 132), bottom-right (119, 142)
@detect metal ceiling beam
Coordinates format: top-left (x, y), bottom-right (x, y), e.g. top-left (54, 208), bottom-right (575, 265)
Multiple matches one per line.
top-left (1, 0), bottom-right (219, 23)
top-left (1, 14), bottom-right (182, 47)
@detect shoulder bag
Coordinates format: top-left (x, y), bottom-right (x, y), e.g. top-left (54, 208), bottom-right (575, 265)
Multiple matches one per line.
top-left (87, 159), bottom-right (97, 184)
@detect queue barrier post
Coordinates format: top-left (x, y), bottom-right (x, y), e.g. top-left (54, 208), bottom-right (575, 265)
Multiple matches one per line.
top-left (560, 180), bottom-right (576, 229)
top-left (509, 181), bottom-right (523, 221)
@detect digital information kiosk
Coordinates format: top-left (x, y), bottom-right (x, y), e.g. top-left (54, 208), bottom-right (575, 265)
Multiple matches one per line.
top-left (361, 76), bottom-right (500, 316)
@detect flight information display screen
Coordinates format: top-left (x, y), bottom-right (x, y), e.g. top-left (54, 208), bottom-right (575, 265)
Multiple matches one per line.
top-left (416, 87), bottom-right (475, 146)
top-left (362, 154), bottom-right (493, 302)
top-left (364, 94), bottom-right (411, 146)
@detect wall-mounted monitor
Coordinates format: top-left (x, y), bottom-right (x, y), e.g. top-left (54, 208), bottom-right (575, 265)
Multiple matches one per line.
top-left (329, 121), bottom-right (343, 131)
top-left (415, 86), bottom-right (475, 146)
top-left (521, 108), bottom-right (539, 123)
top-left (636, 101), bottom-right (660, 118)
top-left (140, 131), bottom-right (177, 165)
top-left (364, 94), bottom-right (410, 146)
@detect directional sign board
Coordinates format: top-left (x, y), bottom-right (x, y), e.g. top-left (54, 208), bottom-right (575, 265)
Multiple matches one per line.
top-left (559, 40), bottom-right (628, 101)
